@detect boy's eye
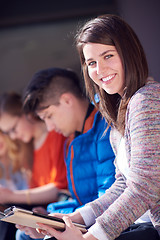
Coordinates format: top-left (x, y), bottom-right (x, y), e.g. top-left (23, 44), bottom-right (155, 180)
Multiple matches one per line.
top-left (47, 114), bottom-right (52, 119)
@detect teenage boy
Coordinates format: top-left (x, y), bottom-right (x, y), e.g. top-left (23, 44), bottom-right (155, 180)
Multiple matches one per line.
top-left (16, 67), bottom-right (115, 240)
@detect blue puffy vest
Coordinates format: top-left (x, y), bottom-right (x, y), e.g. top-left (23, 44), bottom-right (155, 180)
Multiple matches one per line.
top-left (47, 108), bottom-right (115, 214)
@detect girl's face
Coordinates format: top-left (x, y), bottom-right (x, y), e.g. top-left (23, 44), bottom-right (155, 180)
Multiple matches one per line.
top-left (83, 43), bottom-right (125, 96)
top-left (0, 113), bottom-right (34, 143)
top-left (0, 133), bottom-right (7, 157)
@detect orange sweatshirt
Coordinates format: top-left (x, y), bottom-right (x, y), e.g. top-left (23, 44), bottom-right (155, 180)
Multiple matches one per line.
top-left (30, 130), bottom-right (67, 190)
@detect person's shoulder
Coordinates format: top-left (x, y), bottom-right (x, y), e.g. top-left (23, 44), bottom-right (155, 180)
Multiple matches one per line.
top-left (48, 130), bottom-right (65, 138)
top-left (137, 77), bottom-right (160, 94)
top-left (129, 77), bottom-right (160, 106)
top-left (46, 130), bottom-right (66, 144)
top-left (126, 78), bottom-right (160, 122)
top-left (93, 110), bottom-right (108, 128)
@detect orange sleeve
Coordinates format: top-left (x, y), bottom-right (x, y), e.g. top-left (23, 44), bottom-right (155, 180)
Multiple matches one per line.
top-left (30, 130), bottom-right (68, 190)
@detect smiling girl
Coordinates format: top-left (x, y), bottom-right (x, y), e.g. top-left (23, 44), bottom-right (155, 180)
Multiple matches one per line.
top-left (35, 14), bottom-right (160, 240)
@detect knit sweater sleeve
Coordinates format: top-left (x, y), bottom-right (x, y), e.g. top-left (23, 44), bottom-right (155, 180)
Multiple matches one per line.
top-left (85, 82), bottom-right (160, 240)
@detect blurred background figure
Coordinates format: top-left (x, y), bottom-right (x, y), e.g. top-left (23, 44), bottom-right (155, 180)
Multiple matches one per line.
top-left (0, 91), bottom-right (68, 240)
top-left (0, 130), bottom-right (32, 191)
top-left (0, 130), bottom-right (33, 240)
top-left (0, 91), bottom-right (68, 207)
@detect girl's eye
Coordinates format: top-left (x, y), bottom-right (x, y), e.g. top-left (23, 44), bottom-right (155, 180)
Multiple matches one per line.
top-left (87, 61), bottom-right (96, 67)
top-left (105, 54), bottom-right (113, 59)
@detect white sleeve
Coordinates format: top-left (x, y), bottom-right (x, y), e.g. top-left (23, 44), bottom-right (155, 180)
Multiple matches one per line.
top-left (88, 222), bottom-right (110, 240)
top-left (77, 206), bottom-right (110, 240)
top-left (76, 205), bottom-right (96, 226)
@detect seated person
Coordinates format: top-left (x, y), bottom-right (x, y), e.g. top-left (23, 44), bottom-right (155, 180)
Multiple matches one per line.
top-left (0, 92), bottom-right (68, 207)
top-left (16, 67), bottom-right (115, 240)
top-left (0, 130), bottom-right (32, 240)
top-left (0, 130), bottom-right (32, 190)
top-left (33, 14), bottom-right (160, 240)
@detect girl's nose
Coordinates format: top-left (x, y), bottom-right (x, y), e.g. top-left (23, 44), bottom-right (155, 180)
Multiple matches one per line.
top-left (96, 61), bottom-right (106, 76)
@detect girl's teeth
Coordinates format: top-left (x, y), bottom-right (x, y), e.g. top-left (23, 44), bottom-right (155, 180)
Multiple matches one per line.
top-left (102, 74), bottom-right (115, 82)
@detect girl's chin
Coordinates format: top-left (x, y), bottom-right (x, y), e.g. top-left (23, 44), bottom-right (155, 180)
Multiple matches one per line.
top-left (102, 88), bottom-right (116, 95)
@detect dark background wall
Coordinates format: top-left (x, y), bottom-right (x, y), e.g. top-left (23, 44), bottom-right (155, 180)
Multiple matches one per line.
top-left (0, 0), bottom-right (159, 94)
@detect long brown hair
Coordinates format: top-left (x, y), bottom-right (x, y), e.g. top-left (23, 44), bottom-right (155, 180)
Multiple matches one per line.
top-left (0, 92), bottom-right (22, 117)
top-left (0, 91), bottom-right (41, 122)
top-left (0, 131), bottom-right (33, 176)
top-left (76, 14), bottom-right (148, 134)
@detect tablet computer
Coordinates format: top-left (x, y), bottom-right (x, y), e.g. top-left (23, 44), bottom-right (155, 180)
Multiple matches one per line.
top-left (0, 206), bottom-right (87, 233)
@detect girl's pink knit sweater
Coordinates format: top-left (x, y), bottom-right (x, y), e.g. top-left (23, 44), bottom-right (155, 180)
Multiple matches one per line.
top-left (79, 79), bottom-right (160, 240)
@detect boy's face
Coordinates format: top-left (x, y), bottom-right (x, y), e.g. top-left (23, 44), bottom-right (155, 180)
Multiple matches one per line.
top-left (37, 95), bottom-right (76, 137)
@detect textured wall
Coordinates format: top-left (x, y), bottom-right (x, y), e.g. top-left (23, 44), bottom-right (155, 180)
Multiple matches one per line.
top-left (0, 0), bottom-right (159, 94)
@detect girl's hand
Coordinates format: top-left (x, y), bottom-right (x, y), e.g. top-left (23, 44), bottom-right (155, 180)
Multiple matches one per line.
top-left (49, 210), bottom-right (85, 225)
top-left (37, 215), bottom-right (85, 240)
top-left (37, 216), bottom-right (98, 240)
